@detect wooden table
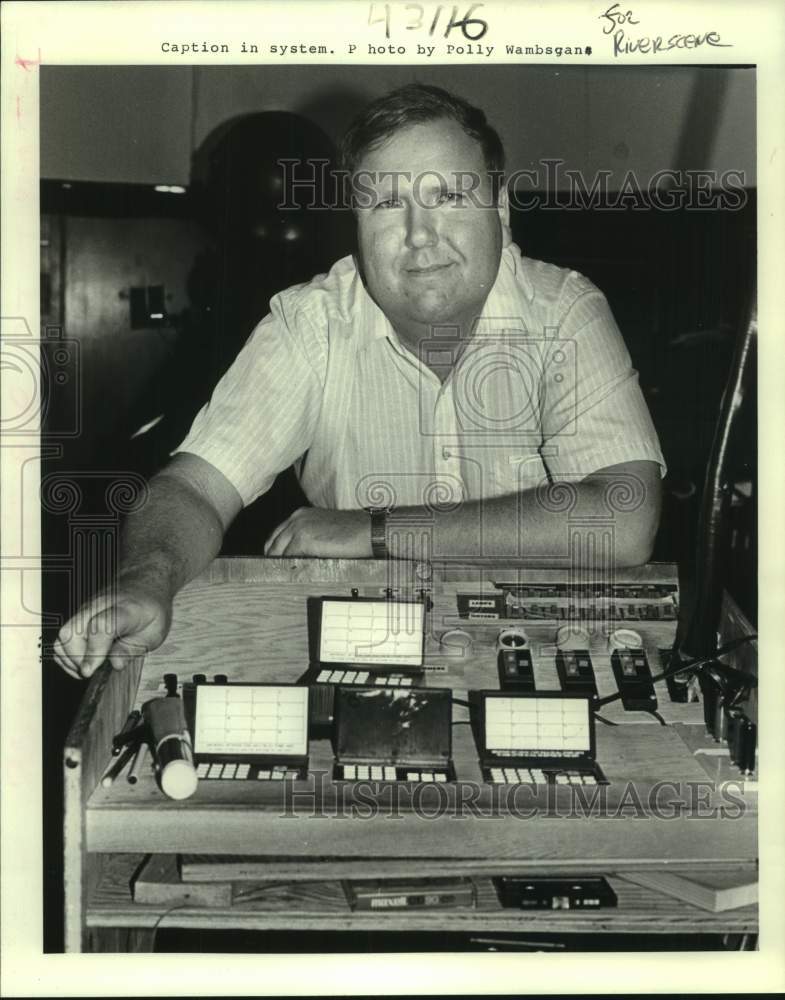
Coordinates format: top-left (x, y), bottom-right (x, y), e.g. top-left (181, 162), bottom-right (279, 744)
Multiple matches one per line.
top-left (63, 558), bottom-right (758, 952)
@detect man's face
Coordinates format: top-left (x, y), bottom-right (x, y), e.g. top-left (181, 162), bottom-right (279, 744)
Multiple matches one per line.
top-left (353, 118), bottom-right (508, 340)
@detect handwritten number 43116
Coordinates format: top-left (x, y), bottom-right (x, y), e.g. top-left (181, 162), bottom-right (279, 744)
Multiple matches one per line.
top-left (369, 3), bottom-right (489, 40)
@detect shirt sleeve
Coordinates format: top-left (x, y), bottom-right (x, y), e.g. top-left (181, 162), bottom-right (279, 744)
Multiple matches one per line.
top-left (538, 281), bottom-right (667, 481)
top-left (172, 293), bottom-right (325, 506)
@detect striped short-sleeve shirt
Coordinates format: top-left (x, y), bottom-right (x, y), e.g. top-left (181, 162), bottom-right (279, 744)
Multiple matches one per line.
top-left (175, 243), bottom-right (665, 510)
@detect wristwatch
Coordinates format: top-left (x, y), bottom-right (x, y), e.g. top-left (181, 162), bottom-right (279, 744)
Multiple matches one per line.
top-left (367, 507), bottom-right (390, 559)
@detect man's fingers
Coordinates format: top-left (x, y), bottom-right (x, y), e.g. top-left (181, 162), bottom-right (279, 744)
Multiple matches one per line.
top-left (264, 519), bottom-right (291, 555)
top-left (281, 534), bottom-right (307, 557)
top-left (52, 635), bottom-right (80, 675)
top-left (265, 520), bottom-right (296, 556)
top-left (80, 604), bottom-right (141, 677)
top-left (52, 641), bottom-right (82, 680)
top-left (56, 592), bottom-right (117, 668)
top-left (108, 635), bottom-right (149, 672)
top-left (264, 508), bottom-right (306, 556)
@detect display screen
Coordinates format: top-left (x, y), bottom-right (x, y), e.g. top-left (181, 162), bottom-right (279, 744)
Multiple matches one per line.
top-left (336, 687), bottom-right (450, 763)
top-left (484, 696), bottom-right (590, 753)
top-left (193, 685), bottom-right (308, 756)
top-left (319, 599), bottom-right (424, 666)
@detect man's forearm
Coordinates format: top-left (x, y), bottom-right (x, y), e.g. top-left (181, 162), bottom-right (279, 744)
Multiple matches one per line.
top-left (117, 472), bottom-right (227, 601)
top-left (385, 461), bottom-right (661, 567)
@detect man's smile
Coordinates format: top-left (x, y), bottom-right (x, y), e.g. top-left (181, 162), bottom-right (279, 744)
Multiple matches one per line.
top-left (405, 262), bottom-right (455, 276)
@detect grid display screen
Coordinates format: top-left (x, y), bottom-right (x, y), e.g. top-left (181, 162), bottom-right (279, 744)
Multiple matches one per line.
top-left (319, 600), bottom-right (424, 666)
top-left (193, 685), bottom-right (308, 756)
top-left (484, 696), bottom-right (590, 753)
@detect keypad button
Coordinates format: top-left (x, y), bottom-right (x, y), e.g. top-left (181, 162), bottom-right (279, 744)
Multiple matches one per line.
top-left (196, 763), bottom-right (209, 778)
top-left (531, 770), bottom-right (545, 783)
top-left (421, 771), bottom-right (434, 782)
top-left (435, 773), bottom-right (447, 783)
top-left (271, 770), bottom-right (284, 780)
top-left (343, 671), bottom-right (357, 684)
top-left (343, 764), bottom-right (356, 780)
top-left (317, 670), bottom-right (331, 683)
top-left (375, 677), bottom-right (387, 686)
top-left (357, 765), bottom-right (370, 779)
top-left (207, 763), bottom-right (223, 779)
top-left (406, 771), bottom-right (420, 781)
top-left (257, 769), bottom-right (271, 780)
top-left (400, 678), bottom-right (412, 687)
top-left (383, 766), bottom-right (397, 780)
top-left (236, 764), bottom-right (250, 778)
top-left (222, 764), bottom-right (237, 779)
top-left (356, 672), bottom-right (370, 684)
top-left (503, 768), bottom-right (517, 782)
top-left (370, 766), bottom-right (383, 780)
top-left (556, 774), bottom-right (569, 784)
top-left (490, 768), bottom-right (504, 783)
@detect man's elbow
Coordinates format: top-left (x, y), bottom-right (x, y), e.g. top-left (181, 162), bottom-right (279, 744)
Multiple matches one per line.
top-left (589, 461), bottom-right (662, 568)
top-left (615, 492), bottom-right (661, 567)
top-left (614, 530), bottom-right (656, 568)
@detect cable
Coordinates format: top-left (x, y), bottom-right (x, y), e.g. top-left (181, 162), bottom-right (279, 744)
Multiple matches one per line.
top-left (593, 713), bottom-right (618, 728)
top-left (451, 696), bottom-right (472, 709)
top-left (653, 634), bottom-right (757, 687)
top-left (150, 902), bottom-right (190, 933)
top-left (594, 634), bottom-right (757, 709)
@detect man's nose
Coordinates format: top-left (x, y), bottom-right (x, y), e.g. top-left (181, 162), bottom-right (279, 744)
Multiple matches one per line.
top-left (404, 203), bottom-right (438, 250)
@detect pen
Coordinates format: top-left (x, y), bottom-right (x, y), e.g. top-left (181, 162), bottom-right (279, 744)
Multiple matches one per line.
top-left (112, 709), bottom-right (142, 755)
top-left (127, 742), bottom-right (149, 785)
top-left (101, 744), bottom-right (135, 788)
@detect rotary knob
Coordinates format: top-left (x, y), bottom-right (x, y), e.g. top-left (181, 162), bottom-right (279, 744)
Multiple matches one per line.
top-left (607, 628), bottom-right (643, 651)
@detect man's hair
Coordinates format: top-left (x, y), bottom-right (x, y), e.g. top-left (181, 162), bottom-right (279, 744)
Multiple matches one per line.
top-left (339, 83), bottom-right (506, 202)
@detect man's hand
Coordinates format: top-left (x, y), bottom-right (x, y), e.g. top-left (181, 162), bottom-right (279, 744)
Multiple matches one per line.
top-left (264, 507), bottom-right (372, 557)
top-left (53, 586), bottom-right (172, 680)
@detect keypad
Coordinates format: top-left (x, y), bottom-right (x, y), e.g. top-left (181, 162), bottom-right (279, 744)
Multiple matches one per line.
top-left (315, 669), bottom-right (411, 687)
top-left (196, 761), bottom-right (296, 780)
top-left (486, 767), bottom-right (597, 785)
top-left (256, 765), bottom-right (299, 780)
top-left (337, 764), bottom-right (448, 783)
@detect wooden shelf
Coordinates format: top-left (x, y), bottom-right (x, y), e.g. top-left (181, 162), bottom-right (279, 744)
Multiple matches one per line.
top-left (87, 854), bottom-right (758, 935)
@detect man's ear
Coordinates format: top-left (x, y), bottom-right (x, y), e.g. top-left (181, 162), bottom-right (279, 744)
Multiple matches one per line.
top-left (497, 184), bottom-right (512, 247)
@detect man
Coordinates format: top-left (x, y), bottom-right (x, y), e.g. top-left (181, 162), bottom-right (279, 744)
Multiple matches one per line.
top-left (55, 84), bottom-right (664, 680)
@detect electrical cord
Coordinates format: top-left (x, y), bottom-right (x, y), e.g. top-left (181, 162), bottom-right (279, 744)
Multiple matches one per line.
top-left (594, 634), bottom-right (757, 709)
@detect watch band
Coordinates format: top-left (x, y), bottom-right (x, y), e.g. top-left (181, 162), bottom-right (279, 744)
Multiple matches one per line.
top-left (368, 508), bottom-right (389, 559)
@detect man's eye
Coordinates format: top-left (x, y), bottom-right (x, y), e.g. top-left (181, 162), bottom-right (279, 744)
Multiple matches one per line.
top-left (439, 191), bottom-right (468, 206)
top-left (375, 197), bottom-right (403, 209)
